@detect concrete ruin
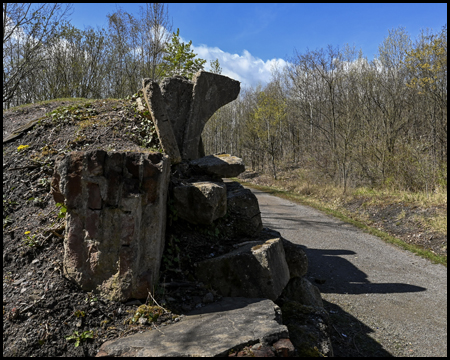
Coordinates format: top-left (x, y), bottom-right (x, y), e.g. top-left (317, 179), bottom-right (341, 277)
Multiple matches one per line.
top-left (50, 70), bottom-right (332, 356)
top-left (51, 150), bottom-right (170, 302)
top-left (144, 71), bottom-right (240, 162)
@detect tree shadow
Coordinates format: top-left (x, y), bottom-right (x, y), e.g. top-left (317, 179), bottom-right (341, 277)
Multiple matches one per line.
top-left (323, 299), bottom-right (393, 357)
top-left (298, 246), bottom-right (426, 295)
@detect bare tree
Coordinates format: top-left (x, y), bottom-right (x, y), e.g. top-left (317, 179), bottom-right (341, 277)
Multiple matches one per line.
top-left (3, 3), bottom-right (72, 107)
top-left (139, 3), bottom-right (172, 81)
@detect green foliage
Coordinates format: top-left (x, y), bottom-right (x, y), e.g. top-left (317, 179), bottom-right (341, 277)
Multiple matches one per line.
top-left (125, 305), bottom-right (164, 325)
top-left (250, 90), bottom-right (287, 179)
top-left (209, 58), bottom-right (222, 74)
top-left (65, 330), bottom-right (95, 347)
top-left (73, 310), bottom-right (86, 318)
top-left (159, 28), bottom-right (206, 80)
top-left (404, 25), bottom-right (447, 95)
top-left (56, 203), bottom-right (67, 219)
top-left (23, 232), bottom-right (38, 247)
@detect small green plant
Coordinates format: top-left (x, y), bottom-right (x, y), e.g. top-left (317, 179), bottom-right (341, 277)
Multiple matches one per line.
top-left (84, 293), bottom-right (98, 304)
top-left (65, 330), bottom-right (95, 347)
top-left (23, 231), bottom-right (38, 247)
top-left (38, 177), bottom-right (50, 188)
top-left (128, 305), bottom-right (164, 324)
top-left (74, 310), bottom-right (86, 318)
top-left (56, 203), bottom-right (67, 218)
top-left (3, 216), bottom-right (14, 229)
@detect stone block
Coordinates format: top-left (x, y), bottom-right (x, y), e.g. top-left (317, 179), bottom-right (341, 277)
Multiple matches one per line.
top-left (52, 150), bottom-right (170, 302)
top-left (258, 228), bottom-right (309, 278)
top-left (226, 181), bottom-right (263, 237)
top-left (142, 79), bottom-right (181, 164)
top-left (160, 75), bottom-right (194, 152)
top-left (281, 238), bottom-right (308, 279)
top-left (190, 154), bottom-right (246, 178)
top-left (195, 238), bottom-right (290, 301)
top-left (281, 277), bottom-right (324, 308)
top-left (172, 181), bottom-right (227, 224)
top-left (96, 297), bottom-right (288, 357)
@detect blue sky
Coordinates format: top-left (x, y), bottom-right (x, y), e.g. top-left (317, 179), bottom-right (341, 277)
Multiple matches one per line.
top-left (69, 3), bottom-right (447, 88)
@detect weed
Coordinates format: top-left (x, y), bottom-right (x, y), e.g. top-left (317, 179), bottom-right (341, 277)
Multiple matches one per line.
top-left (84, 293), bottom-right (98, 304)
top-left (127, 304), bottom-right (164, 325)
top-left (65, 330), bottom-right (95, 347)
top-left (3, 216), bottom-right (14, 229)
top-left (396, 209), bottom-right (407, 221)
top-left (55, 203), bottom-right (67, 219)
top-left (23, 231), bottom-right (38, 247)
top-left (73, 310), bottom-right (85, 318)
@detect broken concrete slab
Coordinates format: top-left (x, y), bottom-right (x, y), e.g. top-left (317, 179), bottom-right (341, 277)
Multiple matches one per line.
top-left (257, 228), bottom-right (308, 278)
top-left (96, 297), bottom-right (288, 357)
top-left (142, 79), bottom-right (181, 164)
top-left (159, 75), bottom-right (194, 153)
top-left (190, 154), bottom-right (246, 178)
top-left (182, 71), bottom-right (240, 160)
top-left (172, 180), bottom-right (227, 225)
top-left (281, 277), bottom-right (324, 308)
top-left (225, 181), bottom-right (263, 237)
top-left (195, 238), bottom-right (290, 301)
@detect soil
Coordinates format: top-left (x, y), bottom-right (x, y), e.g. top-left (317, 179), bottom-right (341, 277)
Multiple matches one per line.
top-left (239, 172), bottom-right (447, 259)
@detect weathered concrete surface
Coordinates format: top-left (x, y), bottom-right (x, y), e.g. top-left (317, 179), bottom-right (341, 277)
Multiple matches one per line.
top-left (183, 71), bottom-right (240, 160)
top-left (172, 181), bottom-right (227, 224)
top-left (159, 75), bottom-right (194, 153)
top-left (142, 79), bottom-right (181, 164)
top-left (96, 297), bottom-right (289, 357)
top-left (51, 150), bottom-right (170, 302)
top-left (195, 238), bottom-right (290, 301)
top-left (190, 154), bottom-right (246, 178)
top-left (282, 277), bottom-right (324, 308)
top-left (225, 181), bottom-right (263, 237)
top-left (250, 227), bottom-right (309, 278)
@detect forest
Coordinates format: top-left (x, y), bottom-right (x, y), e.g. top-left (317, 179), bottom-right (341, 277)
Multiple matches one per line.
top-left (3, 3), bottom-right (447, 195)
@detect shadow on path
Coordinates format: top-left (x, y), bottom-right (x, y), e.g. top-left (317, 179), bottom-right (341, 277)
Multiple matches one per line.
top-left (298, 246), bottom-right (426, 295)
top-left (323, 299), bottom-right (394, 357)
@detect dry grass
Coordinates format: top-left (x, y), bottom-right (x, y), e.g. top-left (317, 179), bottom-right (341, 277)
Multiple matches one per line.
top-left (270, 168), bottom-right (447, 235)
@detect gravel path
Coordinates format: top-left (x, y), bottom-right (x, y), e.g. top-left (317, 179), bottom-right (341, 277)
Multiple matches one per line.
top-left (250, 187), bottom-right (447, 357)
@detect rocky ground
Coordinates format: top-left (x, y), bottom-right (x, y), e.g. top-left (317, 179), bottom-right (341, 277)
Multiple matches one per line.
top-left (239, 172), bottom-right (447, 259)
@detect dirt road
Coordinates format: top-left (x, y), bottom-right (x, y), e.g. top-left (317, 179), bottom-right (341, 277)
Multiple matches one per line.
top-left (250, 187), bottom-right (447, 357)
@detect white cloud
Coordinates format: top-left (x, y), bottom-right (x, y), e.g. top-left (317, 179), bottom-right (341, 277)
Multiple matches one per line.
top-left (191, 43), bottom-right (289, 89)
